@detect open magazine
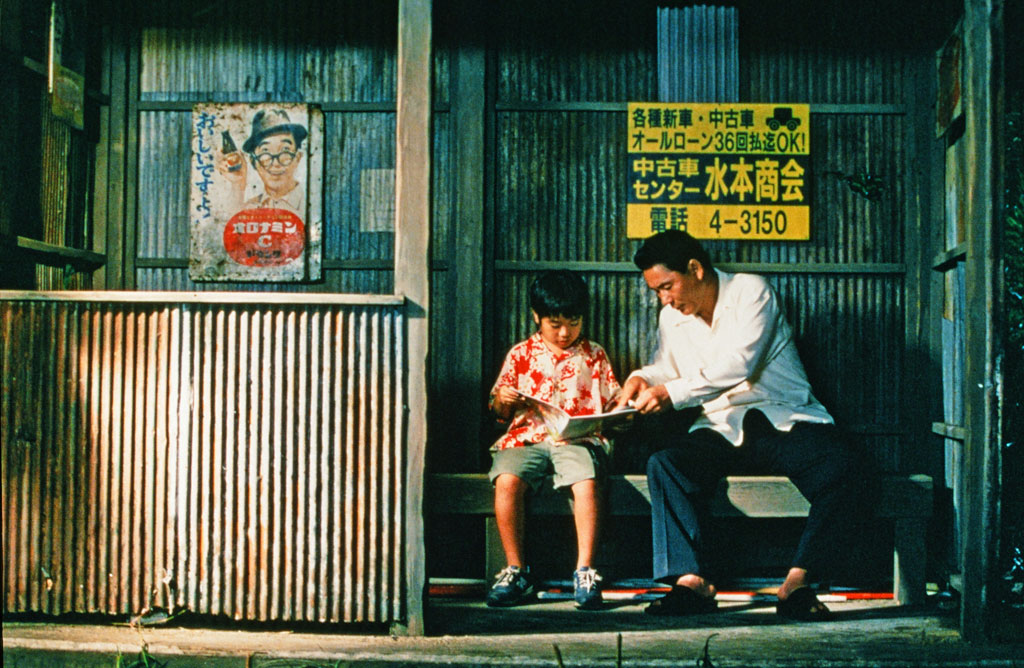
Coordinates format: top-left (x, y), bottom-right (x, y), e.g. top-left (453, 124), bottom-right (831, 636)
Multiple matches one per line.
top-left (515, 390), bottom-right (637, 440)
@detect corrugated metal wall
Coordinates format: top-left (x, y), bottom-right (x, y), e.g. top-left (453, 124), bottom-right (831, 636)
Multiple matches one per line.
top-left (131, 1), bottom-right (452, 296)
top-left (6, 0), bottom-right (937, 596)
top-left (489, 0), bottom-right (917, 474)
top-left (1, 295), bottom-right (406, 623)
top-left (657, 6), bottom-right (739, 102)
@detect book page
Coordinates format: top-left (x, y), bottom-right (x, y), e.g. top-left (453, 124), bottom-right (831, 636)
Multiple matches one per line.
top-left (514, 390), bottom-right (636, 439)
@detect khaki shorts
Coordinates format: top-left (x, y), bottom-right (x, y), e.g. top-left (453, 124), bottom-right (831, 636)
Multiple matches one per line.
top-left (488, 441), bottom-right (602, 492)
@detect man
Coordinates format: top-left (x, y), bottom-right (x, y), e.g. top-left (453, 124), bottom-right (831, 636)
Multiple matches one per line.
top-left (613, 230), bottom-right (865, 621)
top-left (217, 108), bottom-right (307, 215)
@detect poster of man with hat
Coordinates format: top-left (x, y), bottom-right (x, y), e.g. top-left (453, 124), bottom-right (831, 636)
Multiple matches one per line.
top-left (189, 102), bottom-right (322, 282)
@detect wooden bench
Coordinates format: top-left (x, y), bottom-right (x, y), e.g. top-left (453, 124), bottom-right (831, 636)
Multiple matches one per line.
top-left (428, 473), bottom-right (933, 605)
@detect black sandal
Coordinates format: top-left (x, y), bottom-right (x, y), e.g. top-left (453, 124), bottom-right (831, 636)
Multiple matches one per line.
top-left (644, 585), bottom-right (718, 616)
top-left (776, 587), bottom-right (833, 621)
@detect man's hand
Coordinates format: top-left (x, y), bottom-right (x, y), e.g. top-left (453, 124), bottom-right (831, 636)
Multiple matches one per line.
top-left (612, 376), bottom-right (649, 410)
top-left (632, 383), bottom-right (673, 414)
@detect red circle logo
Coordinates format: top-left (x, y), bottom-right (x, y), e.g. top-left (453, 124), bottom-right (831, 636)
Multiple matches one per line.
top-left (223, 209), bottom-right (305, 266)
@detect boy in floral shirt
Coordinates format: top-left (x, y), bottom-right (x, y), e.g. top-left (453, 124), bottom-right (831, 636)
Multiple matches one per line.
top-left (486, 270), bottom-right (621, 610)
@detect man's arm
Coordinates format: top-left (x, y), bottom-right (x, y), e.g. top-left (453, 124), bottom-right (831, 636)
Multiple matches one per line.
top-left (621, 278), bottom-right (785, 413)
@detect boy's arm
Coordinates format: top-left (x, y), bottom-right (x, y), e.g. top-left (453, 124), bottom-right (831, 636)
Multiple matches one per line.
top-left (491, 385), bottom-right (525, 420)
top-left (593, 345), bottom-right (624, 411)
top-left (489, 345), bottom-right (528, 421)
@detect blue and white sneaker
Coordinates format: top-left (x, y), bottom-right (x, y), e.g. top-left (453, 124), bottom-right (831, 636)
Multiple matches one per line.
top-left (573, 566), bottom-right (604, 610)
top-left (486, 565), bottom-right (535, 607)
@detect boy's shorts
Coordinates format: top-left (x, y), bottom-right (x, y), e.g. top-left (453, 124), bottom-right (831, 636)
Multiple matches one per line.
top-left (488, 442), bottom-right (603, 492)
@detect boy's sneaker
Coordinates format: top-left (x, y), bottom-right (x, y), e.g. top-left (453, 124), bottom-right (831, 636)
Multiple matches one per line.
top-left (573, 566), bottom-right (604, 610)
top-left (486, 565), bottom-right (535, 607)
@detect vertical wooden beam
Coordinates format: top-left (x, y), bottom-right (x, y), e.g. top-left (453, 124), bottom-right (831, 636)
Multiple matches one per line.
top-left (394, 0), bottom-right (431, 636)
top-left (959, 0), bottom-right (1004, 642)
top-left (893, 518), bottom-right (928, 606)
top-left (450, 6), bottom-right (486, 471)
top-left (903, 49), bottom-right (944, 478)
top-left (100, 14), bottom-right (129, 290)
top-left (91, 20), bottom-right (113, 289)
top-left (122, 19), bottom-right (140, 290)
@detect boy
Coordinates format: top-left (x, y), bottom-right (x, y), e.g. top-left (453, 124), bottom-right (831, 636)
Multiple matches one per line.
top-left (486, 270), bottom-right (621, 610)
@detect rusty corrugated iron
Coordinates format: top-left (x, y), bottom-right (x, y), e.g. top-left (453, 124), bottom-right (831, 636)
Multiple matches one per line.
top-left (134, 2), bottom-right (408, 295)
top-left (657, 6), bottom-right (739, 103)
top-left (491, 29), bottom-right (911, 470)
top-left (1, 296), bottom-right (406, 623)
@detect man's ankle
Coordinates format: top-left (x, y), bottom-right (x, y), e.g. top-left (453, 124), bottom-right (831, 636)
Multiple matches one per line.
top-left (778, 567), bottom-right (810, 599)
top-left (674, 574), bottom-right (716, 598)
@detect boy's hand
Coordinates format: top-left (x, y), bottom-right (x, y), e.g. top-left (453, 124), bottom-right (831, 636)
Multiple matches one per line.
top-left (612, 376), bottom-right (649, 410)
top-left (492, 386), bottom-right (525, 419)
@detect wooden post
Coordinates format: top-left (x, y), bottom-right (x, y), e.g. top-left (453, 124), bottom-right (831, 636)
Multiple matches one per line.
top-left (893, 518), bottom-right (928, 606)
top-left (394, 0), bottom-right (431, 636)
top-left (450, 6), bottom-right (486, 471)
top-left (959, 0), bottom-right (1004, 641)
top-left (100, 17), bottom-right (129, 289)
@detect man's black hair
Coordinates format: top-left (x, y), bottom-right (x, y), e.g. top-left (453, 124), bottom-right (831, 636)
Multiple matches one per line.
top-left (529, 270), bottom-right (590, 319)
top-left (633, 230), bottom-right (714, 274)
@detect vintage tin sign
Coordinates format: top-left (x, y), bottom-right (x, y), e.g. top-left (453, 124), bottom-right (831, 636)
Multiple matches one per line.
top-left (627, 102), bottom-right (811, 240)
top-left (189, 103), bottom-right (322, 282)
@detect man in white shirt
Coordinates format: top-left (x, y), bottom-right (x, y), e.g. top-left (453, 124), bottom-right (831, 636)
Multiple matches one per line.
top-left (613, 230), bottom-right (864, 621)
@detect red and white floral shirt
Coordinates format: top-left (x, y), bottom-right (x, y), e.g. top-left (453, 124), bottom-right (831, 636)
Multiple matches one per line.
top-left (489, 332), bottom-right (621, 451)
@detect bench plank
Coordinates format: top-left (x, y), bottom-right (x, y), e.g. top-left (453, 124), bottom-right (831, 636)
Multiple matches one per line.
top-left (428, 472), bottom-right (932, 605)
top-left (429, 473), bottom-right (932, 519)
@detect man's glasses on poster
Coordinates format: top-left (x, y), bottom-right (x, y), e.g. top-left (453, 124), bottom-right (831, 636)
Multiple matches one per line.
top-left (254, 150), bottom-right (297, 168)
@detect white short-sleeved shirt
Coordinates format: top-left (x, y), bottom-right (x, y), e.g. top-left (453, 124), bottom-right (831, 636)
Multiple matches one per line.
top-left (630, 269), bottom-right (833, 445)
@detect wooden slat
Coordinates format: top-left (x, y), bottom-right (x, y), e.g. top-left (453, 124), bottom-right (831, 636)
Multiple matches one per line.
top-left (0, 291), bottom-right (404, 306)
top-left (393, 0), bottom-right (432, 636)
top-left (10, 236), bottom-right (106, 270)
top-left (427, 473), bottom-right (932, 519)
top-left (959, 0), bottom-right (1001, 640)
top-left (493, 260), bottom-right (907, 274)
top-left (493, 102), bottom-right (907, 115)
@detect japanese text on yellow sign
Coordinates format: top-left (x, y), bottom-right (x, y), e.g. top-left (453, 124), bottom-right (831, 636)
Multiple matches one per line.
top-left (627, 103), bottom-right (811, 240)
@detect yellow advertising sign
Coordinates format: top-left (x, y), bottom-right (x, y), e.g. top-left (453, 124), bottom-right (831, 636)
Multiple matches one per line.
top-left (627, 103), bottom-right (811, 240)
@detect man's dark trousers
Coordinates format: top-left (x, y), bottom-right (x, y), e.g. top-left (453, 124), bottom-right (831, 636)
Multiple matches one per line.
top-left (646, 409), bottom-right (865, 583)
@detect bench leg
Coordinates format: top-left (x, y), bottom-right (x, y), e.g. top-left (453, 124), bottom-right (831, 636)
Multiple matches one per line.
top-left (893, 518), bottom-right (927, 606)
top-left (484, 517), bottom-right (505, 582)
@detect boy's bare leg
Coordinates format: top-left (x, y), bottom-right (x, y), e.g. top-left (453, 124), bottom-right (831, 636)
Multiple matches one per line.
top-left (493, 473), bottom-right (529, 568)
top-left (570, 478), bottom-right (600, 569)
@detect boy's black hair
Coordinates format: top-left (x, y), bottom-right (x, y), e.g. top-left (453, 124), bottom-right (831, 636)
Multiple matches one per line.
top-left (633, 229), bottom-right (714, 274)
top-left (529, 270), bottom-right (590, 319)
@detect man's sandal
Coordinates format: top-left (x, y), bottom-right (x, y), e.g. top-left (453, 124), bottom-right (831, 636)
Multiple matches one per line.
top-left (776, 587), bottom-right (833, 621)
top-left (644, 585), bottom-right (718, 616)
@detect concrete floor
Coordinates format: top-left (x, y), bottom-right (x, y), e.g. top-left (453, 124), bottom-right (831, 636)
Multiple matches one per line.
top-left (4, 594), bottom-right (1023, 667)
